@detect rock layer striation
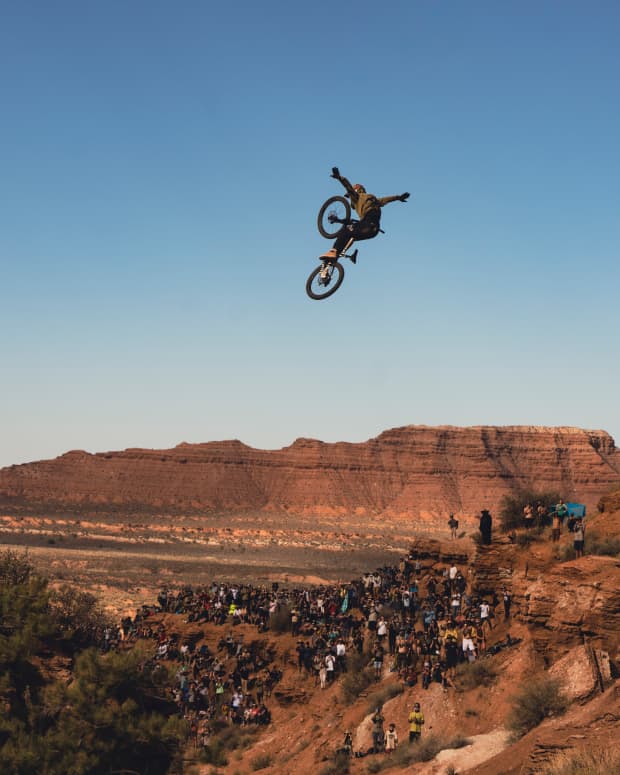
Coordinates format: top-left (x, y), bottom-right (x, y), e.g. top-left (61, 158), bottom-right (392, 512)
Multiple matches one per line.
top-left (0, 425), bottom-right (618, 521)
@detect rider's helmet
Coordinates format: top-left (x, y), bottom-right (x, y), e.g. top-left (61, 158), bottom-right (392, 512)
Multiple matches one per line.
top-left (352, 183), bottom-right (366, 193)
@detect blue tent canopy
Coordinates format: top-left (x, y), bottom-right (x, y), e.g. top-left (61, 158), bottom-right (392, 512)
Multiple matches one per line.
top-left (566, 502), bottom-right (586, 518)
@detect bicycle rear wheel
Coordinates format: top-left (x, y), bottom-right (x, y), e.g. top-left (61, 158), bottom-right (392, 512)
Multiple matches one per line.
top-left (317, 196), bottom-right (351, 238)
top-left (306, 261), bottom-right (345, 300)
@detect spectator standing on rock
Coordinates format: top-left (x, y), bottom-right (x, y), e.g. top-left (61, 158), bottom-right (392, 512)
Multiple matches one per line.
top-left (385, 722), bottom-right (399, 752)
top-left (502, 587), bottom-right (512, 620)
top-left (372, 641), bottom-right (385, 680)
top-left (448, 514), bottom-right (459, 539)
top-left (556, 499), bottom-right (569, 526)
top-left (479, 509), bottom-right (493, 545)
top-left (551, 510), bottom-right (562, 542)
top-left (480, 599), bottom-right (493, 630)
top-left (408, 702), bottom-right (424, 743)
top-left (523, 503), bottom-right (535, 530)
top-left (371, 707), bottom-right (385, 752)
top-left (573, 518), bottom-right (585, 558)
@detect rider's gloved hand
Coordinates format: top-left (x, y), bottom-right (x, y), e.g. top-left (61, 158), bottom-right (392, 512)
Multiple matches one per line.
top-left (331, 166), bottom-right (341, 179)
top-left (400, 192), bottom-right (410, 202)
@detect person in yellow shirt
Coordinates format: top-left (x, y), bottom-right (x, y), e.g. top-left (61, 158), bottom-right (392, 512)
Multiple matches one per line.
top-left (408, 702), bottom-right (424, 743)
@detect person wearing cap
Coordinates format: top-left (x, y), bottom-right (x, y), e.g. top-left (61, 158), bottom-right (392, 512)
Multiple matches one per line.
top-left (408, 702), bottom-right (424, 743)
top-left (320, 167), bottom-right (409, 261)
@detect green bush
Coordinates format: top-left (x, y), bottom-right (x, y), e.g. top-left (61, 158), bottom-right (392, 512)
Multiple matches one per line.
top-left (499, 491), bottom-right (559, 532)
top-left (508, 675), bottom-right (569, 738)
top-left (0, 551), bottom-right (188, 775)
top-left (0, 550), bottom-right (34, 585)
top-left (48, 584), bottom-right (110, 645)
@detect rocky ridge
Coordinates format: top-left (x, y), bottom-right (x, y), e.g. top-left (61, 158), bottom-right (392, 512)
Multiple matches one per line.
top-left (1, 426), bottom-right (618, 524)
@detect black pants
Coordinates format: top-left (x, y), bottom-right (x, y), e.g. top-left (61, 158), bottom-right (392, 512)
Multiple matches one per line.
top-left (334, 218), bottom-right (380, 253)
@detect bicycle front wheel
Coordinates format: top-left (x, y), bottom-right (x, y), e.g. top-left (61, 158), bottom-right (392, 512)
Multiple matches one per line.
top-left (306, 262), bottom-right (345, 300)
top-left (317, 196), bottom-right (351, 238)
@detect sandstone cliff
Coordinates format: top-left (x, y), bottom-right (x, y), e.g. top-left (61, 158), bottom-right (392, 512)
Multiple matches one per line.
top-left (0, 425), bottom-right (618, 520)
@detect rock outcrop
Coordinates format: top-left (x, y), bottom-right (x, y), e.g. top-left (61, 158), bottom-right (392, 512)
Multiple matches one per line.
top-left (519, 555), bottom-right (620, 661)
top-left (0, 425), bottom-right (618, 522)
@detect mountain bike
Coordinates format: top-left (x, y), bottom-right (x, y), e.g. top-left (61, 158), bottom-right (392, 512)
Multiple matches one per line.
top-left (305, 196), bottom-right (358, 301)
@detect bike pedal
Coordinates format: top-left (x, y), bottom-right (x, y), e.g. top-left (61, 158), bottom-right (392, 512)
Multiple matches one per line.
top-left (350, 250), bottom-right (358, 264)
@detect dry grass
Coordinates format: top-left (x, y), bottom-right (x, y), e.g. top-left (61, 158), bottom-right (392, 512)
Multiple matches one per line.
top-left (540, 747), bottom-right (620, 775)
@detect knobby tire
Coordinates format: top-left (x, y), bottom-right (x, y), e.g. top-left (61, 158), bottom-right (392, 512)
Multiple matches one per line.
top-left (306, 262), bottom-right (345, 300)
top-left (317, 196), bottom-right (351, 239)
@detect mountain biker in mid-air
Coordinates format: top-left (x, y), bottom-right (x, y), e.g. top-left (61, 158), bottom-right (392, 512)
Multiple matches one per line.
top-left (320, 167), bottom-right (410, 261)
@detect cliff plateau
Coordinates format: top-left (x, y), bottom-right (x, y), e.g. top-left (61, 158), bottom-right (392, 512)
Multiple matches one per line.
top-left (1, 425), bottom-right (618, 521)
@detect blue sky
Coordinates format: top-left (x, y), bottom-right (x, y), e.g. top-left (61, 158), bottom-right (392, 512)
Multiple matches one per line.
top-left (2, 1), bottom-right (619, 469)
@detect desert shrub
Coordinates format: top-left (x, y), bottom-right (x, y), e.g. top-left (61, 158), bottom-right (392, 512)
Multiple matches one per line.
top-left (268, 603), bottom-right (292, 633)
top-left (539, 746), bottom-right (620, 774)
top-left (369, 734), bottom-right (470, 771)
top-left (319, 750), bottom-right (351, 775)
top-left (0, 549), bottom-right (34, 585)
top-left (365, 681), bottom-right (403, 713)
top-left (217, 724), bottom-right (258, 751)
top-left (583, 533), bottom-right (620, 558)
top-left (499, 490), bottom-right (560, 532)
top-left (455, 659), bottom-right (498, 689)
top-left (200, 738), bottom-right (229, 766)
top-left (558, 531), bottom-right (620, 562)
top-left (448, 734), bottom-right (471, 749)
top-left (48, 584), bottom-right (110, 645)
top-left (515, 527), bottom-right (545, 547)
top-left (395, 734), bottom-right (444, 764)
top-left (250, 752), bottom-right (274, 771)
top-left (508, 675), bottom-right (569, 738)
top-left (341, 652), bottom-right (374, 702)
top-left (557, 543), bottom-right (576, 562)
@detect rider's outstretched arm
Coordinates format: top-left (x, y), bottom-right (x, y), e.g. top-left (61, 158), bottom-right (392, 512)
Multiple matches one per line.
top-left (378, 192), bottom-right (410, 206)
top-left (331, 167), bottom-right (356, 198)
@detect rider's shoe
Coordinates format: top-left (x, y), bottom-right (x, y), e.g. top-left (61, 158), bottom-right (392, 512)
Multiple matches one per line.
top-left (320, 249), bottom-right (338, 261)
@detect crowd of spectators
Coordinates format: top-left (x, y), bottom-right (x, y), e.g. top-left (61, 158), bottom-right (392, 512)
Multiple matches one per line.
top-left (98, 540), bottom-right (524, 758)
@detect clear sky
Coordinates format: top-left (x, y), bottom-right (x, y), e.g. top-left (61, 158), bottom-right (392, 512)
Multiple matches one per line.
top-left (2, 1), bottom-right (619, 469)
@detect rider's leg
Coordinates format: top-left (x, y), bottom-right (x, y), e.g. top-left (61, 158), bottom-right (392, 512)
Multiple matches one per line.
top-left (320, 219), bottom-right (377, 260)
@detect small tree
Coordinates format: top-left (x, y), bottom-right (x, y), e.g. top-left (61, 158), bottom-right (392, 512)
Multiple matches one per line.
top-left (499, 490), bottom-right (560, 532)
top-left (508, 675), bottom-right (568, 738)
top-left (48, 585), bottom-right (110, 646)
